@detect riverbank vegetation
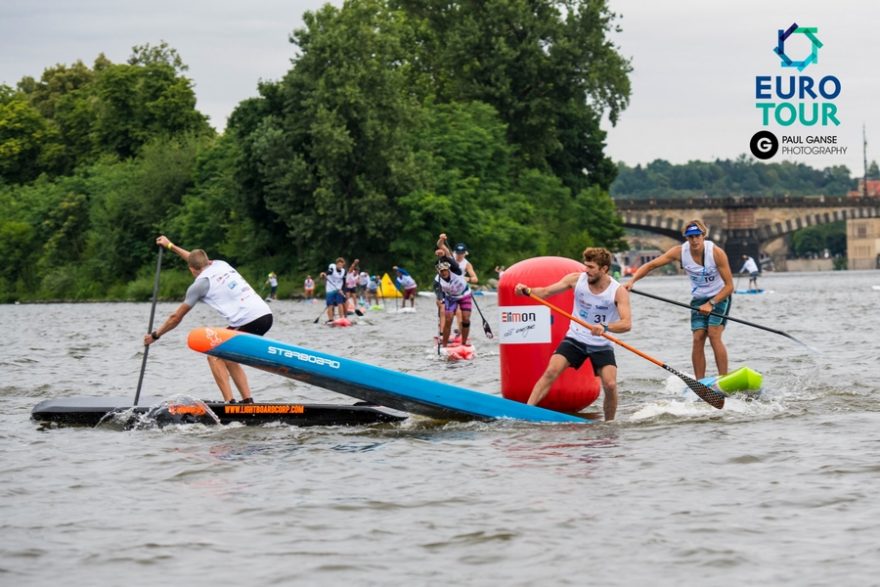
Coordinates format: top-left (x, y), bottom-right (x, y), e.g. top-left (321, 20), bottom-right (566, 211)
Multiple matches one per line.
top-left (1, 0), bottom-right (632, 302)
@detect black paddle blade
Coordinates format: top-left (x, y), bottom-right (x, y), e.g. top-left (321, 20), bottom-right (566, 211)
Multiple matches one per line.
top-left (664, 365), bottom-right (725, 409)
top-left (482, 321), bottom-right (494, 339)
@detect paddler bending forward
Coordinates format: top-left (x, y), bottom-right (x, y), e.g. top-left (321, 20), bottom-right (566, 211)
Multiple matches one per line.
top-left (515, 247), bottom-right (631, 421)
top-left (434, 245), bottom-right (473, 348)
top-left (143, 236), bottom-right (273, 404)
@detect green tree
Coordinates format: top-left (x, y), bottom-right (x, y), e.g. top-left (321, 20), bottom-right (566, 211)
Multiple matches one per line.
top-left (91, 60), bottom-right (211, 159)
top-left (251, 0), bottom-right (424, 270)
top-left (612, 157), bottom-right (856, 198)
top-left (396, 0), bottom-right (631, 194)
top-left (0, 88), bottom-right (62, 183)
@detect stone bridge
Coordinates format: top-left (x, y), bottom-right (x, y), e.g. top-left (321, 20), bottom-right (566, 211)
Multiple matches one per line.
top-left (614, 195), bottom-right (880, 265)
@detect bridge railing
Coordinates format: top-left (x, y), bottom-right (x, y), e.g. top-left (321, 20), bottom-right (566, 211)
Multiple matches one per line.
top-left (613, 195), bottom-right (879, 210)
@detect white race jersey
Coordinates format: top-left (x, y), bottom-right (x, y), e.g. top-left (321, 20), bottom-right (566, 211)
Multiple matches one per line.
top-left (566, 274), bottom-right (620, 348)
top-left (325, 265), bottom-right (345, 292)
top-left (740, 257), bottom-right (759, 273)
top-left (681, 240), bottom-right (724, 299)
top-left (196, 260), bottom-right (270, 327)
top-left (398, 274), bottom-right (416, 289)
top-left (438, 271), bottom-right (470, 300)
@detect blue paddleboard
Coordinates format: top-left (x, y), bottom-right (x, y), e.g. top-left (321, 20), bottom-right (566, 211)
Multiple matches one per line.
top-left (188, 328), bottom-right (590, 424)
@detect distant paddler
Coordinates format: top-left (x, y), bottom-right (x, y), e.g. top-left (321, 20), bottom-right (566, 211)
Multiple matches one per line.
top-left (143, 236), bottom-right (273, 404)
top-left (624, 219), bottom-right (734, 379)
top-left (739, 255), bottom-right (760, 291)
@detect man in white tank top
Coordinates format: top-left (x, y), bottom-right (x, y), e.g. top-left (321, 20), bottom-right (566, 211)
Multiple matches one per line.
top-left (624, 219), bottom-right (734, 379)
top-left (143, 235), bottom-right (273, 403)
top-left (514, 248), bottom-right (632, 421)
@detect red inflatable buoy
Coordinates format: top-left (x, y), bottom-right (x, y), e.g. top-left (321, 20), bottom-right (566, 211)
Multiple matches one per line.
top-left (498, 256), bottom-right (600, 412)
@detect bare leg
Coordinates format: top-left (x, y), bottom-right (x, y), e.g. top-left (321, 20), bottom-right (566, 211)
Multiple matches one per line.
top-left (225, 360), bottom-right (253, 401)
top-left (207, 356), bottom-right (234, 402)
top-left (460, 311), bottom-right (472, 347)
top-left (527, 354), bottom-right (571, 406)
top-left (441, 312), bottom-right (454, 346)
top-left (326, 304), bottom-right (335, 322)
top-left (691, 329), bottom-right (709, 379)
top-left (598, 365), bottom-right (618, 421)
top-left (707, 325), bottom-right (728, 375)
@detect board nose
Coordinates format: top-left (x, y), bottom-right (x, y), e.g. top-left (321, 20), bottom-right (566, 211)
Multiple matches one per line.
top-left (187, 327), bottom-right (238, 352)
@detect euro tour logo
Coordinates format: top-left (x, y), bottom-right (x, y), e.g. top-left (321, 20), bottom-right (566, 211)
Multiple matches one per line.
top-left (749, 23), bottom-right (846, 160)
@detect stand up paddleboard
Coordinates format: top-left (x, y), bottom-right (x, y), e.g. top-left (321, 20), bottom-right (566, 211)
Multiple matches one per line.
top-left (188, 327), bottom-right (590, 424)
top-left (432, 335), bottom-right (475, 361)
top-left (439, 344), bottom-right (475, 361)
top-left (735, 289), bottom-right (766, 295)
top-left (31, 396), bottom-right (404, 428)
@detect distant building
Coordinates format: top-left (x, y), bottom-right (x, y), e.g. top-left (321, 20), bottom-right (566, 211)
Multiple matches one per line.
top-left (847, 178), bottom-right (880, 198)
top-left (619, 248), bottom-right (665, 276)
top-left (847, 218), bottom-right (880, 269)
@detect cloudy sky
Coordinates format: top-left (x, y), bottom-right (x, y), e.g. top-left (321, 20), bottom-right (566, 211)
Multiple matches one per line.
top-left (2, 0), bottom-right (877, 175)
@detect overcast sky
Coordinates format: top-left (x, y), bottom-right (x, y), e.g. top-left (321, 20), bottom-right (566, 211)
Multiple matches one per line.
top-left (2, 0), bottom-right (877, 175)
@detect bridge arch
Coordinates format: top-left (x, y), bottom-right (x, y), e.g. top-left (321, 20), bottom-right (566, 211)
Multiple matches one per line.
top-left (756, 206), bottom-right (880, 241)
top-left (615, 196), bottom-right (880, 265)
top-left (619, 212), bottom-right (724, 242)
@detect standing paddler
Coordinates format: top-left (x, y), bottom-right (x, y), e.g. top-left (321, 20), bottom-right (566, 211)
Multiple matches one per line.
top-left (143, 236), bottom-right (273, 403)
top-left (624, 219), bottom-right (734, 379)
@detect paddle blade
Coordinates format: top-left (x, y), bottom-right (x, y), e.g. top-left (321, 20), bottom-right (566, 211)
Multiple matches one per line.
top-left (664, 365), bottom-right (725, 409)
top-left (482, 320), bottom-right (494, 339)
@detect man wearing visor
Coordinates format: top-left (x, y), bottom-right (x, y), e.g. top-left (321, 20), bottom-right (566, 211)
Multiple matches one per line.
top-left (624, 219), bottom-right (734, 379)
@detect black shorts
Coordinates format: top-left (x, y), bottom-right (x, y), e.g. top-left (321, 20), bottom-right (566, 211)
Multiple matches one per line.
top-left (554, 337), bottom-right (616, 375)
top-left (231, 313), bottom-right (273, 336)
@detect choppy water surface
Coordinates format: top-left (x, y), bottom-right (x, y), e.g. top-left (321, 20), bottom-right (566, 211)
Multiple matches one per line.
top-left (1, 271), bottom-right (879, 586)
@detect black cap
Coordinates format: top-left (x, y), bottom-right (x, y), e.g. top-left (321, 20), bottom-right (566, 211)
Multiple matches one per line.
top-left (454, 243), bottom-right (467, 253)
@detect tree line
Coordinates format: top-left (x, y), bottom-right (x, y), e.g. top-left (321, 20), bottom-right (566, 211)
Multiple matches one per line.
top-left (0, 0), bottom-right (631, 302)
top-left (611, 156), bottom-right (876, 200)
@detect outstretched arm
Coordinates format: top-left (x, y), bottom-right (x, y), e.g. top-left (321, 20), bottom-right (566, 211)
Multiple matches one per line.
top-left (624, 246), bottom-right (681, 290)
top-left (436, 233), bottom-right (453, 257)
top-left (514, 272), bottom-right (580, 299)
top-left (143, 303), bottom-right (193, 346)
top-left (156, 235), bottom-right (191, 262)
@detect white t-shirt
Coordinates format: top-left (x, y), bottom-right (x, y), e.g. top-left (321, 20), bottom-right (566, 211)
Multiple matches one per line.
top-left (185, 260), bottom-right (270, 327)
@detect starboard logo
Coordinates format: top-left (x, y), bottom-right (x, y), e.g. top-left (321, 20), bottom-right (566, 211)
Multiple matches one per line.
top-left (749, 22), bottom-right (846, 161)
top-left (267, 346), bottom-right (341, 369)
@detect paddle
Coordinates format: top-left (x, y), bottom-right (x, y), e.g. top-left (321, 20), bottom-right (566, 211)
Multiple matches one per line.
top-left (134, 246), bottom-right (163, 406)
top-left (470, 294), bottom-right (494, 339)
top-left (521, 289), bottom-right (725, 410)
top-left (629, 288), bottom-right (814, 350)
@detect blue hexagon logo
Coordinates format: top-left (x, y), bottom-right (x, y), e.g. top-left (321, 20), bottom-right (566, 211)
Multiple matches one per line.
top-left (773, 23), bottom-right (822, 72)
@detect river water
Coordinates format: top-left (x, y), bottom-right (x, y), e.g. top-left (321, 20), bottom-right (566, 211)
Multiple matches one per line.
top-left (2, 270), bottom-right (879, 586)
